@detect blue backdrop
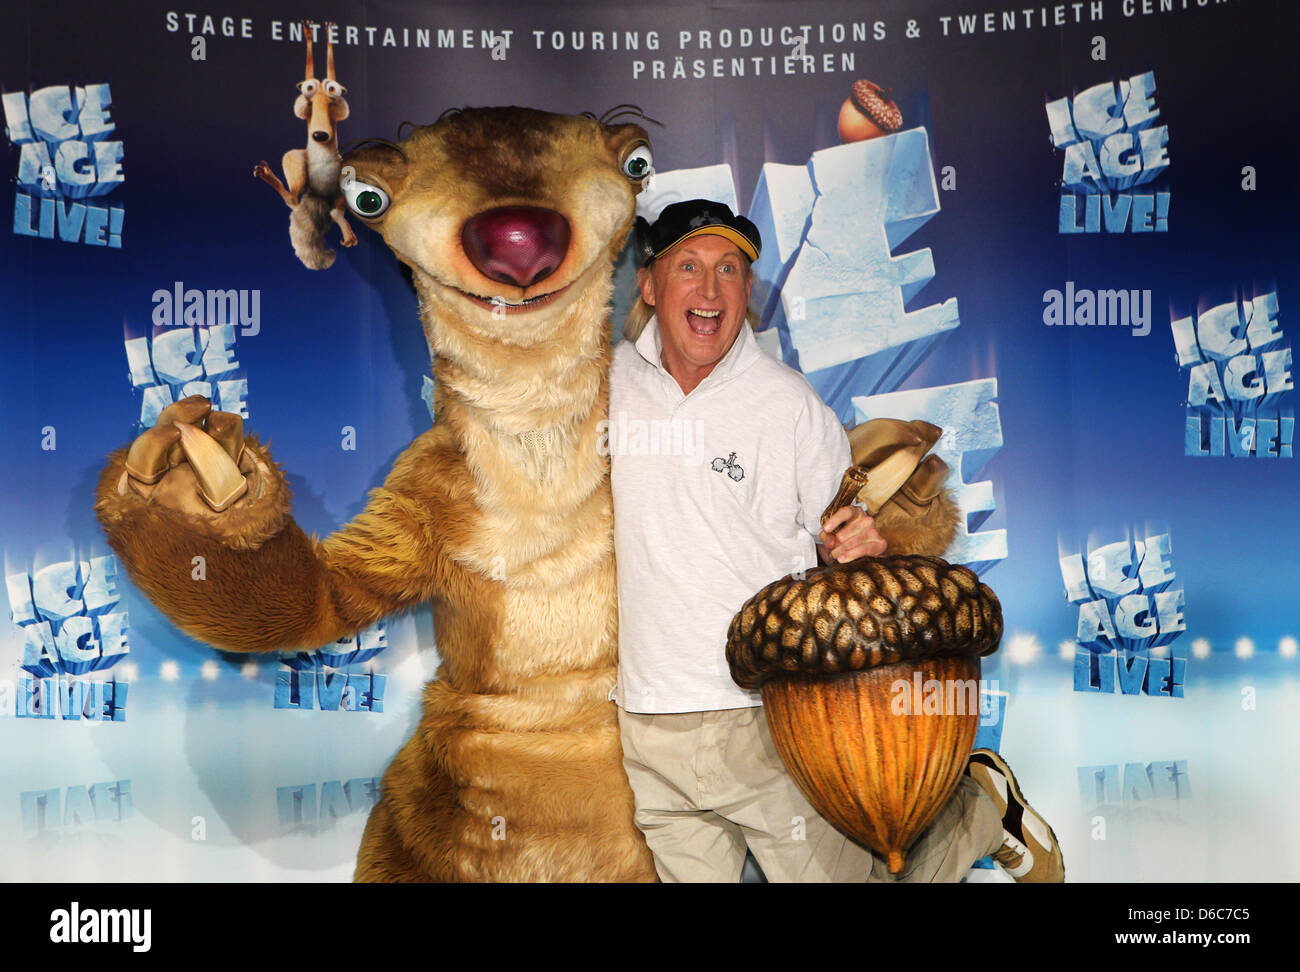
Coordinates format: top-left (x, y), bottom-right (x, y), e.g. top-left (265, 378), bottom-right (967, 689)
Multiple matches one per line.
top-left (2, 0), bottom-right (1296, 882)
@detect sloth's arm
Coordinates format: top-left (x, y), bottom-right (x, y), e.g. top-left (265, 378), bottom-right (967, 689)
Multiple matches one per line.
top-left (95, 405), bottom-right (463, 654)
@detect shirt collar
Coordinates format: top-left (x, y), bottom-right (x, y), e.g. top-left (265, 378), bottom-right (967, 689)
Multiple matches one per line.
top-left (633, 314), bottom-right (761, 392)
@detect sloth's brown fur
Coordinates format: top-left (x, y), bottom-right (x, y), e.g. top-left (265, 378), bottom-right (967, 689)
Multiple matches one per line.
top-left (873, 490), bottom-right (961, 559)
top-left (95, 107), bottom-right (657, 881)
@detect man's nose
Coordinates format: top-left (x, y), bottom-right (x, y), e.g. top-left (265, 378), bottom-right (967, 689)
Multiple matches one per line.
top-left (699, 270), bottom-right (720, 298)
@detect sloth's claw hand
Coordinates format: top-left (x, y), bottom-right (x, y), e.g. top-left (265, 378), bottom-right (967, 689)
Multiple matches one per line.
top-left (120, 395), bottom-right (267, 517)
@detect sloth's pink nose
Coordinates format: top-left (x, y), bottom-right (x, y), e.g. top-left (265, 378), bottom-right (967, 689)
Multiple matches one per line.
top-left (461, 207), bottom-right (570, 289)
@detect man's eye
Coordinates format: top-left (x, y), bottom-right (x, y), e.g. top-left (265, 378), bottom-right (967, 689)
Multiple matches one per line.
top-left (681, 262), bottom-right (695, 271)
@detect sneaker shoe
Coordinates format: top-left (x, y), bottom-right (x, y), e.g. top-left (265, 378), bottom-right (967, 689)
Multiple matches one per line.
top-left (966, 749), bottom-right (1064, 883)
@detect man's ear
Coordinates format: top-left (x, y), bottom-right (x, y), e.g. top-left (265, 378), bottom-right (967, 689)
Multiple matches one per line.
top-left (637, 267), bottom-right (656, 307)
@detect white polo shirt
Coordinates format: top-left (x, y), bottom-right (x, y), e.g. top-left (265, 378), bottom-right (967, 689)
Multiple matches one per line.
top-left (610, 315), bottom-right (851, 713)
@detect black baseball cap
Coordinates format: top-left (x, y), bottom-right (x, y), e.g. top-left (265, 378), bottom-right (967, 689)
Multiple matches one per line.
top-left (635, 199), bottom-right (762, 268)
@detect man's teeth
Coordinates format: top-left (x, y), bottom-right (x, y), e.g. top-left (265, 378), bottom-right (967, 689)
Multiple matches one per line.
top-left (687, 309), bottom-right (721, 335)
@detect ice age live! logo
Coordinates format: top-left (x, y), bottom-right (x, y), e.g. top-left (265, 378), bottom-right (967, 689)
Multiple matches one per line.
top-left (125, 325), bottom-right (248, 429)
top-left (1171, 292), bottom-right (1293, 458)
top-left (6, 557), bottom-right (130, 720)
top-left (1059, 534), bottom-right (1186, 697)
top-left (1046, 71), bottom-right (1170, 233)
top-left (274, 622), bottom-right (388, 712)
top-left (2, 84), bottom-right (124, 246)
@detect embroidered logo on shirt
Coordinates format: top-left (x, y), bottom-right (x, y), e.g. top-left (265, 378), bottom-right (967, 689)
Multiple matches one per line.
top-left (711, 451), bottom-right (745, 482)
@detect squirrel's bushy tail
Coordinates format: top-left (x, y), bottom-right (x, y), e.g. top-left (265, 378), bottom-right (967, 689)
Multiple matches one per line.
top-left (290, 195), bottom-right (336, 270)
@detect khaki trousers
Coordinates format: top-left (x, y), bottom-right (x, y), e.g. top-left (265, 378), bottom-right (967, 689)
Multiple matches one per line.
top-left (617, 705), bottom-right (1002, 883)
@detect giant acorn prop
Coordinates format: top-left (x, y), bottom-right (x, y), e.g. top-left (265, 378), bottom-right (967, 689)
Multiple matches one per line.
top-left (726, 419), bottom-right (1003, 874)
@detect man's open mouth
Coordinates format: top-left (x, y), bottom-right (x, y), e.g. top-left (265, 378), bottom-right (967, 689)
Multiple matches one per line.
top-left (687, 308), bottom-right (722, 335)
top-left (457, 282), bottom-right (571, 314)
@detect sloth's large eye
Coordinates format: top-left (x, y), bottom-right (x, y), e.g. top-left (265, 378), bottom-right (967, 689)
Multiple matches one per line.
top-left (340, 166), bottom-right (391, 218)
top-left (620, 142), bottom-right (653, 180)
top-left (297, 79), bottom-right (320, 97)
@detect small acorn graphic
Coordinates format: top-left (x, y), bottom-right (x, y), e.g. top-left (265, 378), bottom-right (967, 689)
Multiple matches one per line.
top-left (838, 79), bottom-right (903, 142)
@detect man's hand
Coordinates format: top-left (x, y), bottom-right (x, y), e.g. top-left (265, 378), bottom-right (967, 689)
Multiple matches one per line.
top-left (818, 505), bottom-right (887, 564)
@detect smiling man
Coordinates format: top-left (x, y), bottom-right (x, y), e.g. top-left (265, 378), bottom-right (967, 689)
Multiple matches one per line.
top-left (608, 200), bottom-right (887, 881)
top-left (609, 200), bottom-right (1063, 885)
top-left (631, 205), bottom-right (759, 396)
